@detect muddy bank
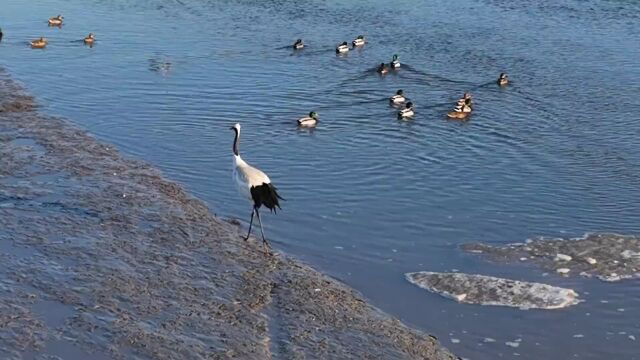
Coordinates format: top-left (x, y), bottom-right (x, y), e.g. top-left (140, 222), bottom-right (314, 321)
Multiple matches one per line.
top-left (406, 272), bottom-right (579, 310)
top-left (0, 69), bottom-right (456, 360)
top-left (462, 233), bottom-right (640, 282)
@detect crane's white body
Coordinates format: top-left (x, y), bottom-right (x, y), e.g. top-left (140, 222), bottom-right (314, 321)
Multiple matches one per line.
top-left (233, 154), bottom-right (270, 201)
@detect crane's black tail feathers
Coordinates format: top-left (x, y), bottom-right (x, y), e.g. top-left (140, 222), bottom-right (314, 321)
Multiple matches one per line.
top-left (251, 183), bottom-right (284, 213)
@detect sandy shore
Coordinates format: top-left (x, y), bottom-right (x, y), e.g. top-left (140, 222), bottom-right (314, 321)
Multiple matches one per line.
top-left (0, 69), bottom-right (456, 359)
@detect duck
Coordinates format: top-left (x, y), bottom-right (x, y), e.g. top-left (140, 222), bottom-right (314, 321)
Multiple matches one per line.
top-left (84, 33), bottom-right (95, 45)
top-left (447, 105), bottom-right (472, 120)
top-left (389, 90), bottom-right (406, 104)
top-left (0, 27), bottom-right (4, 43)
top-left (377, 62), bottom-right (389, 74)
top-left (456, 104), bottom-right (472, 113)
top-left (390, 54), bottom-right (400, 69)
top-left (336, 41), bottom-right (349, 53)
top-left (461, 93), bottom-right (473, 106)
top-left (497, 72), bottom-right (509, 86)
top-left (398, 102), bottom-right (414, 119)
top-left (447, 110), bottom-right (470, 120)
top-left (352, 35), bottom-right (365, 47)
top-left (293, 39), bottom-right (304, 50)
top-left (297, 111), bottom-right (319, 127)
top-left (30, 37), bottom-right (48, 49)
top-left (48, 15), bottom-right (64, 26)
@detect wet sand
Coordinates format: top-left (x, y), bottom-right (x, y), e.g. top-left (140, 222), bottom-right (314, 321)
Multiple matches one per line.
top-left (0, 69), bottom-right (456, 359)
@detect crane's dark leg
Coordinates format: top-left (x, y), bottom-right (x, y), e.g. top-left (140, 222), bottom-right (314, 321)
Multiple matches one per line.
top-left (254, 208), bottom-right (271, 250)
top-left (244, 209), bottom-right (255, 240)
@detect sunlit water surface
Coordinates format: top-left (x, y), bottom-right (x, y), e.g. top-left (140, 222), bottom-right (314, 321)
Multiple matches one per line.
top-left (1, 0), bottom-right (640, 358)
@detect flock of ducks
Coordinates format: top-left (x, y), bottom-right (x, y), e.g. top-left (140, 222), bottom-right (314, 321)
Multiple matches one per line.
top-left (233, 36), bottom-right (511, 249)
top-left (26, 15), bottom-right (95, 48)
top-left (291, 35), bottom-right (509, 125)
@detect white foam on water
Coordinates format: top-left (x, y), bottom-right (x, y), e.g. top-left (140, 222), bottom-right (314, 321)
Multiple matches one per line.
top-left (405, 271), bottom-right (580, 310)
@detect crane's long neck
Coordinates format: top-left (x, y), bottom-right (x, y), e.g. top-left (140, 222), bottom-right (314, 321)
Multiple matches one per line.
top-left (233, 128), bottom-right (240, 156)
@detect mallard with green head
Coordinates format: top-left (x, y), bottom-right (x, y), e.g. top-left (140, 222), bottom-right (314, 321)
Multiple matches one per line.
top-left (390, 54), bottom-right (400, 69)
top-left (336, 41), bottom-right (349, 53)
top-left (398, 102), bottom-right (414, 119)
top-left (390, 89), bottom-right (406, 104)
top-left (297, 111), bottom-right (319, 127)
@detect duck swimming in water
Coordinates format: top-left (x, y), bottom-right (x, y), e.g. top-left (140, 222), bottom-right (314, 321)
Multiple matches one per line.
top-left (447, 103), bottom-right (472, 119)
top-left (336, 41), bottom-right (349, 53)
top-left (447, 106), bottom-right (472, 120)
top-left (456, 100), bottom-right (472, 110)
top-left (390, 54), bottom-right (400, 69)
top-left (497, 72), bottom-right (509, 86)
top-left (352, 35), bottom-right (365, 47)
top-left (30, 37), bottom-right (48, 48)
top-left (460, 93), bottom-right (473, 106)
top-left (398, 102), bottom-right (414, 119)
top-left (84, 33), bottom-right (95, 45)
top-left (377, 63), bottom-right (389, 74)
top-left (447, 110), bottom-right (470, 120)
top-left (0, 28), bottom-right (3, 43)
top-left (297, 111), bottom-right (319, 127)
top-left (293, 39), bottom-right (304, 50)
top-left (390, 90), bottom-right (406, 104)
top-left (48, 15), bottom-right (64, 26)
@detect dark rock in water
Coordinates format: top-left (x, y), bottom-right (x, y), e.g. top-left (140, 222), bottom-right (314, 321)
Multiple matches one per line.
top-left (406, 272), bottom-right (579, 310)
top-left (462, 233), bottom-right (640, 282)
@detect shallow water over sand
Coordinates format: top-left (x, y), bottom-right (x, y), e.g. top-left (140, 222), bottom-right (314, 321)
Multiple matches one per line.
top-left (1, 0), bottom-right (640, 358)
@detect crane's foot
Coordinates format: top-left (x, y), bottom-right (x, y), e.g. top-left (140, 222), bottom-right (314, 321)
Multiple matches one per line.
top-left (262, 239), bottom-right (272, 255)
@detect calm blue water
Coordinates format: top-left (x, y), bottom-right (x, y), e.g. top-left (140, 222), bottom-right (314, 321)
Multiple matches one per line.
top-left (2, 0), bottom-right (640, 358)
